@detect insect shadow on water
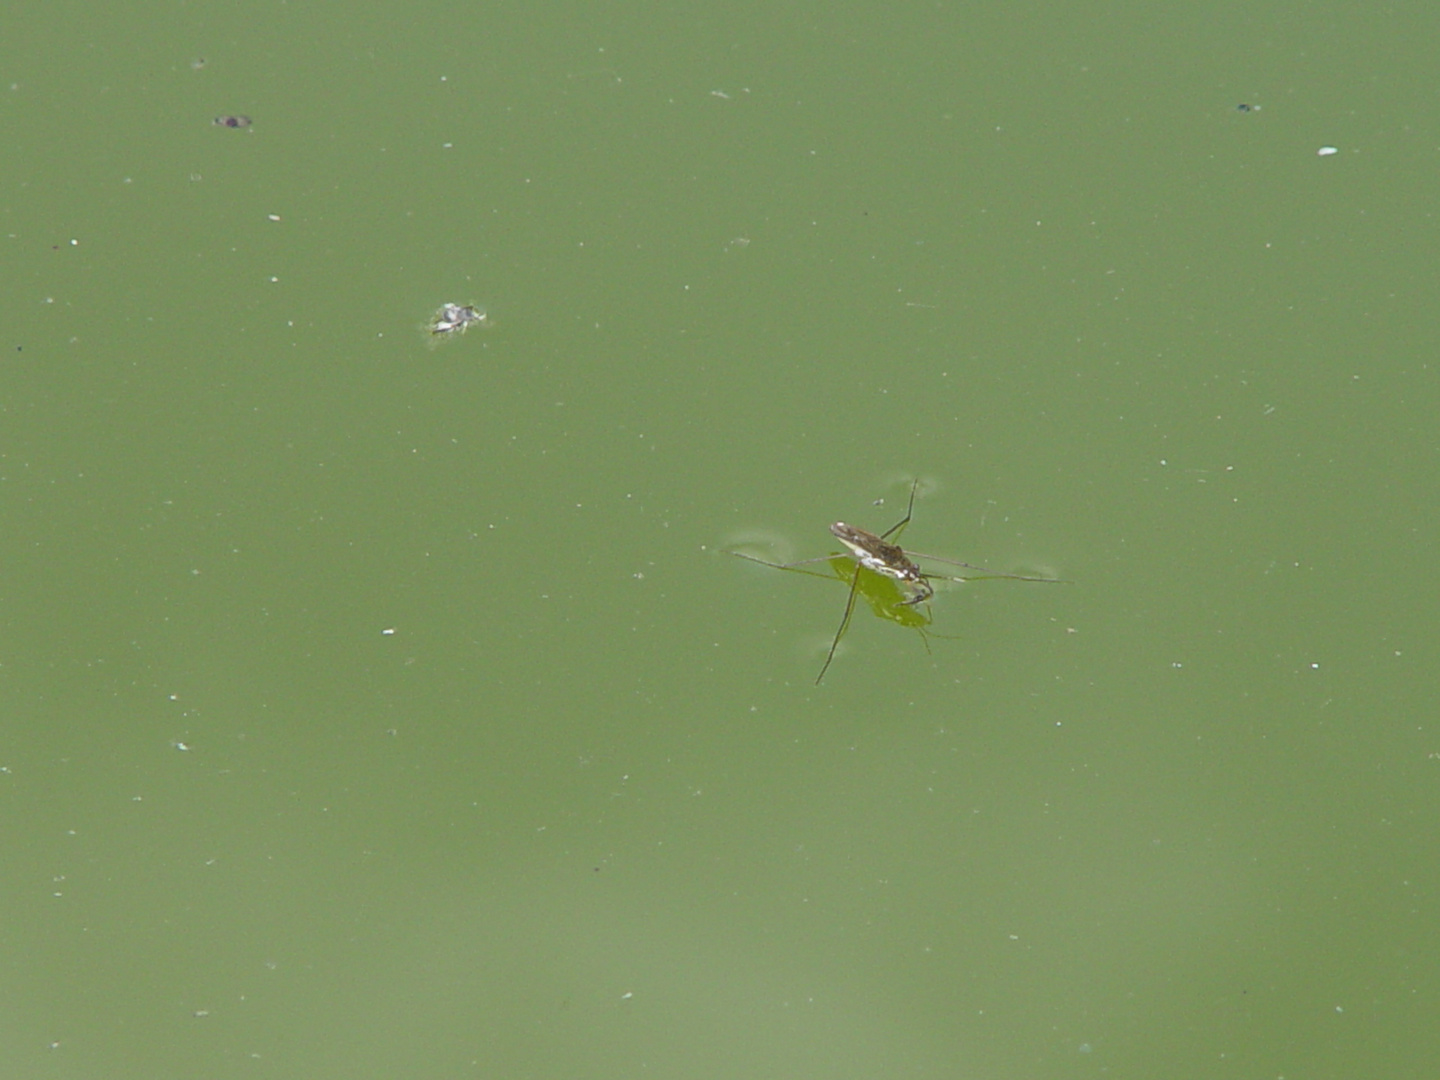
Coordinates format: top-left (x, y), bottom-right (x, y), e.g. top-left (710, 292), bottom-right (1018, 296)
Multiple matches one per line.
top-left (730, 481), bottom-right (1064, 683)
top-left (818, 554), bottom-right (954, 666)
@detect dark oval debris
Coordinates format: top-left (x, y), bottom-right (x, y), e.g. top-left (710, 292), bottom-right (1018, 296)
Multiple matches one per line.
top-left (213, 114), bottom-right (252, 129)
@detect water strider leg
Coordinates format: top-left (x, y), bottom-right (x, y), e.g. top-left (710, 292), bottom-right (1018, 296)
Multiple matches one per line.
top-left (907, 558), bottom-right (1066, 585)
top-left (879, 480), bottom-right (922, 541)
top-left (728, 550), bottom-right (838, 573)
top-left (816, 567), bottom-right (863, 684)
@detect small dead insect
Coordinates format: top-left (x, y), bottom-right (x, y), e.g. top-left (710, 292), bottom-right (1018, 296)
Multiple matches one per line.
top-left (730, 481), bottom-right (1063, 683)
top-left (428, 302), bottom-right (488, 337)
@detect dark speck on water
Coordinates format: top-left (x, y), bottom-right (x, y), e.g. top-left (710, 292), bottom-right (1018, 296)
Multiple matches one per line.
top-left (213, 114), bottom-right (252, 128)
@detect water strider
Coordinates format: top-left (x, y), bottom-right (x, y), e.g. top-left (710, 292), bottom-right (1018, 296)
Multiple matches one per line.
top-left (730, 482), bottom-right (1063, 683)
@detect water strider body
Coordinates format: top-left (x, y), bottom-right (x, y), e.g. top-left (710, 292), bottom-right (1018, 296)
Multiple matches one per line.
top-left (730, 482), bottom-right (1062, 683)
top-left (828, 520), bottom-right (935, 605)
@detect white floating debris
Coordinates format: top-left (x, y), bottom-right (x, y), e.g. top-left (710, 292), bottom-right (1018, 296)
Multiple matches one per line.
top-left (429, 302), bottom-right (488, 336)
top-left (1317, 146), bottom-right (1338, 156)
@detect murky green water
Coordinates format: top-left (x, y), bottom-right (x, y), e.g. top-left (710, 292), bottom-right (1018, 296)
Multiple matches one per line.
top-left (4, 1), bottom-right (1438, 1076)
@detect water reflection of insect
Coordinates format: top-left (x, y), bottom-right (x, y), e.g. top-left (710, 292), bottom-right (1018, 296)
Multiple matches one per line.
top-left (730, 482), bottom-right (1063, 683)
top-left (428, 303), bottom-right (488, 337)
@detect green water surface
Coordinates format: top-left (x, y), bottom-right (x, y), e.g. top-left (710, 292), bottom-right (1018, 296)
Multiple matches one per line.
top-left (3, 1), bottom-right (1438, 1077)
